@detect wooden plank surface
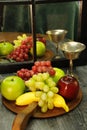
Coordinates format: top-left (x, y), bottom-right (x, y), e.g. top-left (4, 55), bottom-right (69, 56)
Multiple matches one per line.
top-left (0, 65), bottom-right (87, 130)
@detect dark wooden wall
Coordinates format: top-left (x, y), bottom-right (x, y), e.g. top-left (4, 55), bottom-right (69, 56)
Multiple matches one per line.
top-left (0, 0), bottom-right (87, 44)
top-left (0, 5), bottom-right (3, 31)
top-left (80, 0), bottom-right (87, 44)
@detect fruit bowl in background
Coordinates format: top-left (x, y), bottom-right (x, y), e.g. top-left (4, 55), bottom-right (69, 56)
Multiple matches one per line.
top-left (0, 33), bottom-right (55, 73)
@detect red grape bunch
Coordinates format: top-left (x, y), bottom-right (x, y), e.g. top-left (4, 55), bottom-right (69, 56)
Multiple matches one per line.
top-left (17, 68), bottom-right (34, 81)
top-left (7, 39), bottom-right (32, 62)
top-left (17, 61), bottom-right (55, 81)
top-left (7, 34), bottom-right (46, 62)
top-left (32, 61), bottom-right (55, 76)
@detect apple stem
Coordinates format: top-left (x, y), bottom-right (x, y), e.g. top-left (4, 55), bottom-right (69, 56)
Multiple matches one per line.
top-left (11, 79), bottom-right (14, 82)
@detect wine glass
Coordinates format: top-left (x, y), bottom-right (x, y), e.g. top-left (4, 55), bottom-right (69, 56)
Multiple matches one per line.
top-left (46, 29), bottom-right (67, 59)
top-left (59, 41), bottom-right (86, 77)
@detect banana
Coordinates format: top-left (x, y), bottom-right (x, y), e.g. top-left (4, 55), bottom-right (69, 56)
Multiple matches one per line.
top-left (16, 91), bottom-right (69, 113)
top-left (53, 94), bottom-right (69, 112)
top-left (16, 92), bottom-right (40, 106)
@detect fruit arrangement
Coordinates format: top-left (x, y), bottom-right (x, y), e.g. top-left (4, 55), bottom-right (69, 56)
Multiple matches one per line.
top-left (0, 61), bottom-right (80, 113)
top-left (0, 34), bottom-right (46, 62)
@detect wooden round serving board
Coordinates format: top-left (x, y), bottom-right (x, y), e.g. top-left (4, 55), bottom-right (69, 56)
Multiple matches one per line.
top-left (2, 88), bottom-right (82, 118)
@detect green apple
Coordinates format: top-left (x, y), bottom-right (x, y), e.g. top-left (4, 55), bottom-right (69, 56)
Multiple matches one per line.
top-left (52, 67), bottom-right (65, 83)
top-left (30, 41), bottom-right (46, 57)
top-left (0, 42), bottom-right (14, 56)
top-left (0, 76), bottom-right (26, 100)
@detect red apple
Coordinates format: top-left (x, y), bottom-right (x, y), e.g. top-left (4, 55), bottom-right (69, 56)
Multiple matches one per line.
top-left (57, 75), bottom-right (79, 100)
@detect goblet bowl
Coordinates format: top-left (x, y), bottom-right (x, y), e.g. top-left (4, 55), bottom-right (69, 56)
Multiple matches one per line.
top-left (59, 41), bottom-right (86, 60)
top-left (46, 29), bottom-right (68, 44)
top-left (46, 29), bottom-right (68, 59)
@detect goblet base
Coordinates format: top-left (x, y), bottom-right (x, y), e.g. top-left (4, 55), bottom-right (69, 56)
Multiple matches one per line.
top-left (66, 70), bottom-right (78, 80)
top-left (52, 55), bottom-right (61, 60)
top-left (71, 73), bottom-right (78, 80)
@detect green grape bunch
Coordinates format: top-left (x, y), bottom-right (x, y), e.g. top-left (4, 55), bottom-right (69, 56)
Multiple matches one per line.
top-left (25, 72), bottom-right (59, 113)
top-left (13, 34), bottom-right (28, 48)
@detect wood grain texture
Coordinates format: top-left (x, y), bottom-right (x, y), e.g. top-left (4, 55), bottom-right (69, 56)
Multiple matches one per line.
top-left (12, 102), bottom-right (37, 130)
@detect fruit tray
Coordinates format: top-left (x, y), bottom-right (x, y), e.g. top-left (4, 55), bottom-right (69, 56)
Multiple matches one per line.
top-left (2, 88), bottom-right (82, 130)
top-left (2, 88), bottom-right (82, 118)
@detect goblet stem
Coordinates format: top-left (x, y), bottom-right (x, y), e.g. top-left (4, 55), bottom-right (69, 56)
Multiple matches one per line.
top-left (52, 42), bottom-right (60, 60)
top-left (69, 59), bottom-right (73, 75)
top-left (56, 42), bottom-right (59, 54)
top-left (69, 60), bottom-right (78, 79)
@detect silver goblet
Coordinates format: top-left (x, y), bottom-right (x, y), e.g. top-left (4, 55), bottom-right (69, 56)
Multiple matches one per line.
top-left (59, 41), bottom-right (86, 77)
top-left (46, 29), bottom-right (67, 59)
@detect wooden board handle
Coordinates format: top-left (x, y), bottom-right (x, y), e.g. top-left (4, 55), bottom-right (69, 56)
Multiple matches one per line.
top-left (12, 102), bottom-right (38, 130)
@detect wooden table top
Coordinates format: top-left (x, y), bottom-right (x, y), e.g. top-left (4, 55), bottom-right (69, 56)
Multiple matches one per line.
top-left (0, 65), bottom-right (87, 130)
